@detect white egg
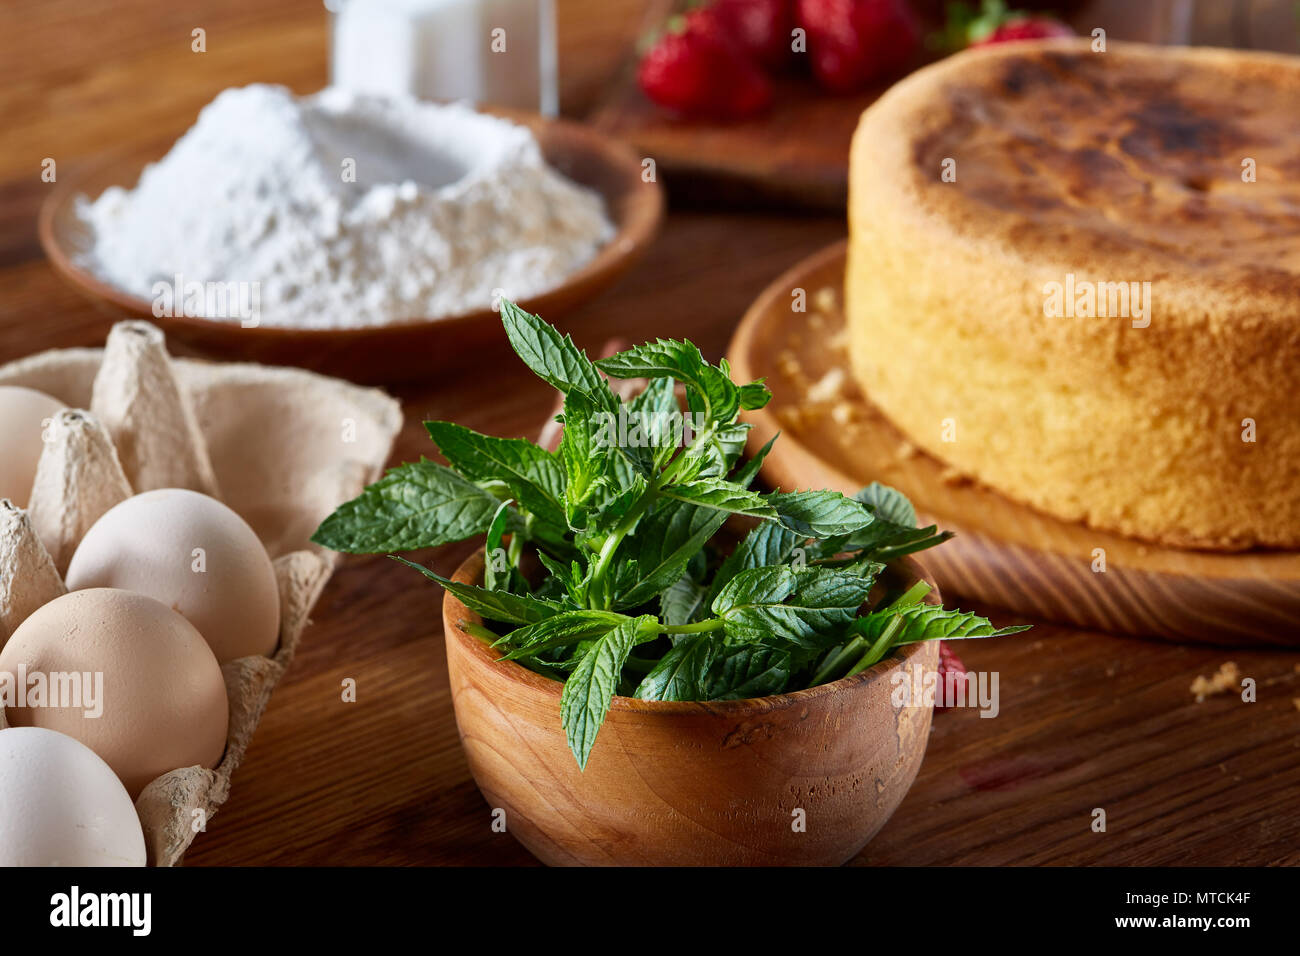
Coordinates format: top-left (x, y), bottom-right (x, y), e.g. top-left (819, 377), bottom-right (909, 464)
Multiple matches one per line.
top-left (0, 588), bottom-right (230, 798)
top-left (0, 726), bottom-right (146, 866)
top-left (0, 386), bottom-right (63, 508)
top-left (65, 488), bottom-right (281, 662)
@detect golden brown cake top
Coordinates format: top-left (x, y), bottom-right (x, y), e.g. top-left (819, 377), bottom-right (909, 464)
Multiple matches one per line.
top-left (859, 40), bottom-right (1300, 298)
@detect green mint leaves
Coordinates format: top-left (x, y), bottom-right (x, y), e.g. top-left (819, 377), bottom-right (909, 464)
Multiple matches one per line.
top-left (312, 460), bottom-right (500, 553)
top-left (560, 615), bottom-right (653, 769)
top-left (312, 302), bottom-right (1028, 770)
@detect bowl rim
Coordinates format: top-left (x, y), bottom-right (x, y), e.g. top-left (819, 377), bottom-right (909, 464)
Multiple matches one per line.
top-left (442, 548), bottom-right (942, 718)
top-left (37, 106), bottom-right (665, 341)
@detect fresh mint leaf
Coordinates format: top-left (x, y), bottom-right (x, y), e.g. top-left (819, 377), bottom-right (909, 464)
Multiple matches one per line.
top-left (535, 551), bottom-right (589, 608)
top-left (558, 389), bottom-right (610, 529)
top-left (709, 521), bottom-right (801, 602)
top-left (738, 380), bottom-right (771, 410)
top-left (623, 376), bottom-right (682, 472)
top-left (851, 604), bottom-right (1031, 644)
top-left (500, 609), bottom-right (630, 659)
top-left (391, 557), bottom-right (560, 625)
top-left (812, 521), bottom-right (951, 563)
top-left (856, 482), bottom-right (916, 527)
top-left (614, 499), bottom-right (729, 609)
top-left (660, 478), bottom-right (776, 519)
top-left (698, 422), bottom-right (751, 478)
top-left (789, 566), bottom-right (875, 628)
top-left (808, 483), bottom-right (951, 561)
top-left (424, 421), bottom-right (566, 530)
top-left (704, 645), bottom-right (791, 700)
top-left (660, 573), bottom-right (709, 627)
top-left (713, 566), bottom-right (798, 615)
top-left (715, 566), bottom-right (871, 650)
top-left (561, 615), bottom-right (653, 768)
top-left (634, 633), bottom-right (715, 701)
top-left (860, 526), bottom-right (954, 561)
top-left (587, 472), bottom-right (649, 536)
top-left (312, 459), bottom-right (500, 553)
top-left (596, 339), bottom-right (740, 424)
top-left (500, 300), bottom-right (615, 409)
top-left (769, 490), bottom-right (873, 538)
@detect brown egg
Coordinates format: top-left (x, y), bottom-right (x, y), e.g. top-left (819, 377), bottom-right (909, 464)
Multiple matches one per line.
top-left (65, 489), bottom-right (281, 663)
top-left (0, 386), bottom-right (63, 508)
top-left (0, 588), bottom-right (229, 797)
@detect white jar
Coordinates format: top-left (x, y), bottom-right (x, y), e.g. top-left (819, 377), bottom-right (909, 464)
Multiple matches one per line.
top-left (327, 0), bottom-right (558, 115)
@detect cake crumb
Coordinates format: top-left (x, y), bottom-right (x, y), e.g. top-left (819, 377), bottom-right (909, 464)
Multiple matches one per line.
top-left (1190, 661), bottom-right (1241, 703)
top-left (776, 349), bottom-right (803, 381)
top-left (896, 439), bottom-right (918, 460)
top-left (829, 402), bottom-right (856, 425)
top-left (814, 286), bottom-right (838, 314)
top-left (806, 366), bottom-right (846, 404)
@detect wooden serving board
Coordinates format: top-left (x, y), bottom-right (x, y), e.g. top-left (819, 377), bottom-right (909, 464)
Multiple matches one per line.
top-left (728, 241), bottom-right (1300, 647)
top-left (592, 73), bottom-right (885, 210)
top-left (588, 0), bottom-right (919, 210)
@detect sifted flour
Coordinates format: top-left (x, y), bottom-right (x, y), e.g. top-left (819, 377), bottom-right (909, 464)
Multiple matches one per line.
top-left (74, 84), bottom-right (614, 329)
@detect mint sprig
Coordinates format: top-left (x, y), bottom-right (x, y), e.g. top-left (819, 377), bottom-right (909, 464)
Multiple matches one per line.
top-left (312, 302), bottom-right (1030, 769)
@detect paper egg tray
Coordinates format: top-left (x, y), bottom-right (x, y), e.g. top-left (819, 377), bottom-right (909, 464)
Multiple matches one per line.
top-left (0, 321), bottom-right (402, 865)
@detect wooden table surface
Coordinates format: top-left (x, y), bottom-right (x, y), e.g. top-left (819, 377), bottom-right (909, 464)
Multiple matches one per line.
top-left (2, 0), bottom-right (1296, 867)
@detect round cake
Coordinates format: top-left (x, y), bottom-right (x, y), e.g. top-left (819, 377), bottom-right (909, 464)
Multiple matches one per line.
top-left (846, 39), bottom-right (1300, 551)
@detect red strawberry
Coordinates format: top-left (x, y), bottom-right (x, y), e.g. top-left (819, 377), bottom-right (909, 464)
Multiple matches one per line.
top-left (972, 15), bottom-right (1073, 45)
top-left (711, 0), bottom-right (799, 71)
top-left (934, 640), bottom-right (967, 711)
top-left (795, 0), bottom-right (921, 94)
top-left (962, 0), bottom-right (1074, 47)
top-left (638, 9), bottom-right (774, 119)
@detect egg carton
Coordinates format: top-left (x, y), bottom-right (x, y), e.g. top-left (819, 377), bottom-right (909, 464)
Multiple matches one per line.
top-left (0, 321), bottom-right (401, 865)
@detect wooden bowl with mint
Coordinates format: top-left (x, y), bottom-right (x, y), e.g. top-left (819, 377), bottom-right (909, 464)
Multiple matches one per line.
top-left (314, 302), bottom-right (1028, 866)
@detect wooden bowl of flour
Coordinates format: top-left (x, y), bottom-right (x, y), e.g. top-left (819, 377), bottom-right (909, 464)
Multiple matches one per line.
top-left (39, 110), bottom-right (664, 385)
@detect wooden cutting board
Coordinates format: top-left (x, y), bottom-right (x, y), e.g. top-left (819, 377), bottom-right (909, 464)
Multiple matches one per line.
top-left (588, 0), bottom-right (922, 210)
top-left (728, 241), bottom-right (1300, 647)
top-left (591, 72), bottom-right (886, 210)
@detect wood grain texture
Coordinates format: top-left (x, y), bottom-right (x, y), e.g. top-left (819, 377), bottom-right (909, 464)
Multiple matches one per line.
top-left (444, 551), bottom-right (939, 866)
top-left (592, 76), bottom-right (888, 211)
top-left (2, 0), bottom-right (1298, 867)
top-left (729, 242), bottom-right (1300, 647)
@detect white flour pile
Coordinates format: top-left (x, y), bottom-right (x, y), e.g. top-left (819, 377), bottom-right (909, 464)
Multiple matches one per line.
top-left (74, 85), bottom-right (614, 329)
